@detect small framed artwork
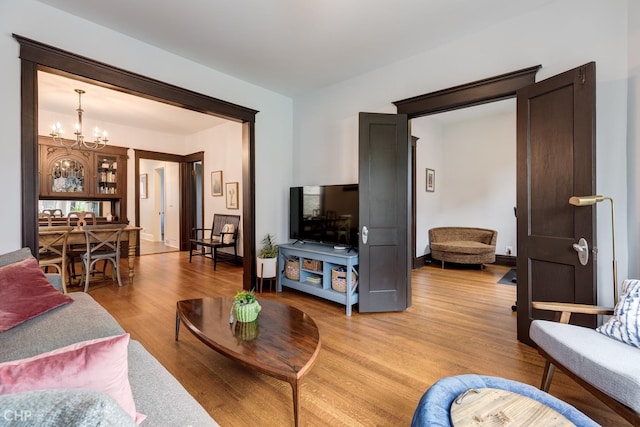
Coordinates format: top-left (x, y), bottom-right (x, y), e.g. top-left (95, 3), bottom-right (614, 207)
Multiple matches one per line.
top-left (426, 168), bottom-right (435, 192)
top-left (226, 182), bottom-right (239, 209)
top-left (211, 170), bottom-right (223, 196)
top-left (140, 173), bottom-right (148, 199)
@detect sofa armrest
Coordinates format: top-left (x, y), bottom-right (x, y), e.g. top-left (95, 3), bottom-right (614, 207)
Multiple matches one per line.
top-left (532, 301), bottom-right (613, 324)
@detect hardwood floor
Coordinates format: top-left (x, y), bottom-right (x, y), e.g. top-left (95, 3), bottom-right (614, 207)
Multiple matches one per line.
top-left (88, 253), bottom-right (627, 426)
top-left (139, 239), bottom-right (179, 256)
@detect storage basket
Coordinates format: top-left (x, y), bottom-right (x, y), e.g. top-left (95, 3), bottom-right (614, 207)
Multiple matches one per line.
top-left (285, 258), bottom-right (300, 280)
top-left (303, 258), bottom-right (323, 271)
top-left (331, 267), bottom-right (357, 292)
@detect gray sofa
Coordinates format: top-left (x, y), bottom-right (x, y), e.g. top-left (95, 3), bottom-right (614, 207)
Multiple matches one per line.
top-left (0, 248), bottom-right (218, 426)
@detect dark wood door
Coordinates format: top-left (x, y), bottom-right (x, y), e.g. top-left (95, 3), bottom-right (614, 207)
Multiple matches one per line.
top-left (358, 112), bottom-right (410, 312)
top-left (516, 62), bottom-right (596, 344)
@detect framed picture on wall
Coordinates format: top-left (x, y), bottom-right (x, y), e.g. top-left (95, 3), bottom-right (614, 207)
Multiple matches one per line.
top-left (226, 182), bottom-right (239, 209)
top-left (211, 170), bottom-right (223, 196)
top-left (140, 173), bottom-right (148, 199)
top-left (426, 168), bottom-right (435, 192)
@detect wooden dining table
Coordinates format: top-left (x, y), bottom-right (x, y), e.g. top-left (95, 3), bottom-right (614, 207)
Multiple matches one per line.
top-left (63, 224), bottom-right (141, 283)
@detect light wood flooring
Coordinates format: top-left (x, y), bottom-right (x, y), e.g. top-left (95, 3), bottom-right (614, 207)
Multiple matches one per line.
top-left (87, 253), bottom-right (627, 426)
top-left (139, 239), bottom-right (179, 256)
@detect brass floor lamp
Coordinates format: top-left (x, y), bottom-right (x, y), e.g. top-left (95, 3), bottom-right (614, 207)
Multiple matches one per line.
top-left (569, 195), bottom-right (618, 304)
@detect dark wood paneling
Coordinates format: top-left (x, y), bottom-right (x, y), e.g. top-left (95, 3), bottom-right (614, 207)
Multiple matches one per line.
top-left (242, 121), bottom-right (256, 290)
top-left (20, 59), bottom-right (38, 255)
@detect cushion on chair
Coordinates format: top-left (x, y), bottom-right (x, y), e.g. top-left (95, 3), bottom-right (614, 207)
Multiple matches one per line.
top-left (596, 279), bottom-right (640, 348)
top-left (530, 319), bottom-right (640, 413)
top-left (221, 223), bottom-right (235, 244)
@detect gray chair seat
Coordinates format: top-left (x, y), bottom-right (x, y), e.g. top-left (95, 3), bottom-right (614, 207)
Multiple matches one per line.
top-left (530, 319), bottom-right (640, 413)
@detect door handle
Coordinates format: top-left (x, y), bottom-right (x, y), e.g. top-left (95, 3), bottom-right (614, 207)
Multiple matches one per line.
top-left (572, 237), bottom-right (589, 266)
top-left (361, 226), bottom-right (368, 245)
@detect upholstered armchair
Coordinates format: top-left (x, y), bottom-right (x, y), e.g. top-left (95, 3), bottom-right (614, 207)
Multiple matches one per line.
top-left (530, 283), bottom-right (640, 425)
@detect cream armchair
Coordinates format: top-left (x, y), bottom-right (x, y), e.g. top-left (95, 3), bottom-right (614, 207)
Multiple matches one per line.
top-left (530, 301), bottom-right (640, 425)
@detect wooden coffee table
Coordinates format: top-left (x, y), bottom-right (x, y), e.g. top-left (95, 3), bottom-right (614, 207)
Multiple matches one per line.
top-left (175, 297), bottom-right (321, 426)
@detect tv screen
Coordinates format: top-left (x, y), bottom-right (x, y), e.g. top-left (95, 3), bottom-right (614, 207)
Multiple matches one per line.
top-left (290, 184), bottom-right (359, 248)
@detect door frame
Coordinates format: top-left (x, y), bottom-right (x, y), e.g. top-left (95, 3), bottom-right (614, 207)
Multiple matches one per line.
top-left (15, 34), bottom-right (258, 289)
top-left (393, 65), bottom-right (541, 267)
top-left (134, 150), bottom-right (196, 253)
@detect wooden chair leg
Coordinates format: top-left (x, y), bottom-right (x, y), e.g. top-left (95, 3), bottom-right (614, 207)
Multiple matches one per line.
top-left (213, 247), bottom-right (217, 270)
top-left (259, 264), bottom-right (264, 293)
top-left (540, 361), bottom-right (556, 392)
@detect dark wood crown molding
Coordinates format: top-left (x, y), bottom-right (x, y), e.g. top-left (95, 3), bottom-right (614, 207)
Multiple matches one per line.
top-left (394, 65), bottom-right (541, 119)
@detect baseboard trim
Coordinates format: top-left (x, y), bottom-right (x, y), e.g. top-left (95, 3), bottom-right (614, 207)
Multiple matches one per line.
top-left (414, 253), bottom-right (515, 268)
top-left (495, 255), bottom-right (516, 267)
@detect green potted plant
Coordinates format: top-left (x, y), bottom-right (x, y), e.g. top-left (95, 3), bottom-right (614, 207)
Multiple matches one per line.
top-left (230, 289), bottom-right (261, 323)
top-left (257, 233), bottom-right (279, 279)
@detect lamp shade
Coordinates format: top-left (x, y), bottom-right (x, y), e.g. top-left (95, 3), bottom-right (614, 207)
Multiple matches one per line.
top-left (569, 195), bottom-right (605, 206)
top-left (569, 194), bottom-right (618, 304)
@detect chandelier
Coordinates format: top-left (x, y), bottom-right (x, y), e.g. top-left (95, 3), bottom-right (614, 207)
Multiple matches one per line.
top-left (50, 89), bottom-right (109, 150)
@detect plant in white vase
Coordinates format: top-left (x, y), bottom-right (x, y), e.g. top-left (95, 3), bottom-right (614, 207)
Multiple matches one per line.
top-left (257, 233), bottom-right (278, 279)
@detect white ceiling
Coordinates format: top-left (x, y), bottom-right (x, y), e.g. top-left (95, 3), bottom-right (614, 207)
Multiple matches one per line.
top-left (36, 0), bottom-right (555, 133)
top-left (37, 0), bottom-right (557, 96)
top-left (38, 72), bottom-right (228, 136)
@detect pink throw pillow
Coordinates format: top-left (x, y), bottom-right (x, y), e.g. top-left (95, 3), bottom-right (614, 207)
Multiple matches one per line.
top-left (0, 257), bottom-right (73, 332)
top-left (0, 333), bottom-right (145, 424)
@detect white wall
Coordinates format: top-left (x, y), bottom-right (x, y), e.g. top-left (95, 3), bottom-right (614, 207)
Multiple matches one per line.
top-left (186, 121), bottom-right (244, 255)
top-left (413, 107), bottom-right (516, 258)
top-left (628, 1), bottom-right (640, 279)
top-left (0, 0), bottom-right (294, 255)
top-left (293, 0), bottom-right (629, 306)
top-left (138, 159), bottom-right (181, 249)
top-left (412, 118), bottom-right (444, 256)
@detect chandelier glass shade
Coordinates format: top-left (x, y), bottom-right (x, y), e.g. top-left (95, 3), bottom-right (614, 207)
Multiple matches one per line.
top-left (50, 89), bottom-right (109, 150)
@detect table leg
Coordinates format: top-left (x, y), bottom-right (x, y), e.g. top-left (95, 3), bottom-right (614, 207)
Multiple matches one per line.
top-left (127, 229), bottom-right (137, 282)
top-left (175, 311), bottom-right (181, 341)
top-left (289, 379), bottom-right (300, 427)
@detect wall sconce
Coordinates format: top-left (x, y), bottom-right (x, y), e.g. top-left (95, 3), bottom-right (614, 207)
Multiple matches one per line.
top-left (569, 195), bottom-right (617, 304)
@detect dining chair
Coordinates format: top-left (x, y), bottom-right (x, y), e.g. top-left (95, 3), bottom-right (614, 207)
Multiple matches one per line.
top-left (38, 226), bottom-right (74, 293)
top-left (79, 224), bottom-right (127, 292)
top-left (66, 211), bottom-right (97, 228)
top-left (43, 208), bottom-right (64, 217)
top-left (38, 212), bottom-right (52, 227)
top-left (66, 211), bottom-right (98, 283)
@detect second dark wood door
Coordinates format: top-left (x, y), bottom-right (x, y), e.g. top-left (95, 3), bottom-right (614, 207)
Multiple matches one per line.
top-left (516, 62), bottom-right (597, 344)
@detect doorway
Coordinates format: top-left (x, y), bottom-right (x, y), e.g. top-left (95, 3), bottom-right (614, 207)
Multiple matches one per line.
top-left (411, 99), bottom-right (517, 264)
top-left (17, 35), bottom-right (259, 290)
top-left (395, 64), bottom-right (597, 344)
top-left (394, 66), bottom-right (540, 267)
top-left (138, 158), bottom-right (181, 255)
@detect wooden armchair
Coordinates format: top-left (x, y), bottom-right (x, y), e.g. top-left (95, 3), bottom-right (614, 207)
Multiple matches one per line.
top-left (189, 214), bottom-right (240, 270)
top-left (530, 301), bottom-right (640, 425)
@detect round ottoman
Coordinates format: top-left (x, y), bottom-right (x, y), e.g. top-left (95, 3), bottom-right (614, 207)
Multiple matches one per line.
top-left (411, 374), bottom-right (598, 426)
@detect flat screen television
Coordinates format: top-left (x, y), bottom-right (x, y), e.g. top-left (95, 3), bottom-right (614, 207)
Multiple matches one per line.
top-left (290, 184), bottom-right (359, 248)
